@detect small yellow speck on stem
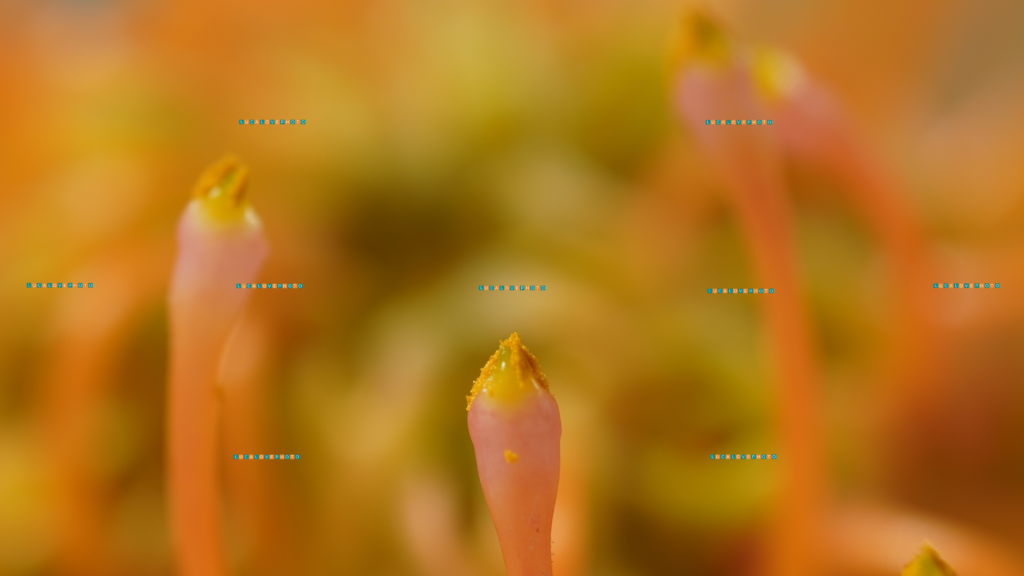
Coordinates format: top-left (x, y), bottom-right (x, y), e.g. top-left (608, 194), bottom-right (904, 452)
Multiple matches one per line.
top-left (504, 450), bottom-right (518, 464)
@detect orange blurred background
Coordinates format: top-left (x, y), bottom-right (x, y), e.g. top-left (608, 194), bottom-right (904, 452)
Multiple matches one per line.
top-left (1, 0), bottom-right (1024, 575)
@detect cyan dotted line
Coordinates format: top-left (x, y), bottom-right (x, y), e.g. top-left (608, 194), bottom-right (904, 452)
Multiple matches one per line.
top-left (240, 119), bottom-right (305, 125)
top-left (712, 454), bottom-right (776, 460)
top-left (934, 283), bottom-right (999, 289)
top-left (27, 282), bottom-right (94, 288)
top-left (708, 288), bottom-right (774, 294)
top-left (234, 454), bottom-right (299, 460)
top-left (706, 119), bottom-right (772, 126)
top-left (480, 285), bottom-right (545, 291)
top-left (237, 283), bottom-right (303, 289)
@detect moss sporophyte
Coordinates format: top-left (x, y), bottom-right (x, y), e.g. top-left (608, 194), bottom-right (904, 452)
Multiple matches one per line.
top-left (167, 155), bottom-right (268, 576)
top-left (467, 333), bottom-right (560, 576)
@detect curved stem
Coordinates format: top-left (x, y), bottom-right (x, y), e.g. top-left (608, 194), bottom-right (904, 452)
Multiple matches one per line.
top-left (675, 66), bottom-right (825, 576)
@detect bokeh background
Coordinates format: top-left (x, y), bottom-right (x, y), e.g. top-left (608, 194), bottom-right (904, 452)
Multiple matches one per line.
top-left (2, 0), bottom-right (1024, 574)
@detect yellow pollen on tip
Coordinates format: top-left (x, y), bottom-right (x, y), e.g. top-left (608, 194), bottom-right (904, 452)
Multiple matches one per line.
top-left (901, 542), bottom-right (957, 576)
top-left (191, 155), bottom-right (252, 223)
top-left (466, 332), bottom-right (550, 411)
top-left (752, 47), bottom-right (807, 102)
top-left (504, 450), bottom-right (518, 464)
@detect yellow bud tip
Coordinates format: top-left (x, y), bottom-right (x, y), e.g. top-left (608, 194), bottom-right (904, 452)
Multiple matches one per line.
top-left (672, 9), bottom-right (732, 71)
top-left (901, 542), bottom-right (957, 576)
top-left (191, 155), bottom-right (252, 223)
top-left (466, 332), bottom-right (550, 411)
top-left (752, 47), bottom-right (807, 101)
top-left (504, 449), bottom-right (518, 464)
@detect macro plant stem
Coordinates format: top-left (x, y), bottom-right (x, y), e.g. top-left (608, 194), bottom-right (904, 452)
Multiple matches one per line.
top-left (673, 12), bottom-right (825, 576)
top-left (167, 156), bottom-right (268, 576)
top-left (468, 333), bottom-right (561, 576)
top-left (759, 57), bottom-right (937, 407)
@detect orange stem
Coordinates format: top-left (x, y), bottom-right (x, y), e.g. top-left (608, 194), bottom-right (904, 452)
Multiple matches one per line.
top-left (166, 156), bottom-right (267, 576)
top-left (675, 63), bottom-right (825, 576)
top-left (167, 324), bottom-right (229, 576)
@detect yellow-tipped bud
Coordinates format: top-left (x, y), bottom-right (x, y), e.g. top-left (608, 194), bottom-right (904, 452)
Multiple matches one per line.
top-left (467, 333), bottom-right (550, 411)
top-left (191, 155), bottom-right (253, 224)
top-left (901, 543), bottom-right (957, 576)
top-left (671, 10), bottom-right (733, 71)
top-left (752, 47), bottom-right (807, 101)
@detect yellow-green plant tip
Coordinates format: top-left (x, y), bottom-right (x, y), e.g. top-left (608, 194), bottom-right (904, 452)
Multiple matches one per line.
top-left (466, 333), bottom-right (550, 411)
top-left (672, 9), bottom-right (732, 70)
top-left (752, 47), bottom-right (807, 101)
top-left (191, 155), bottom-right (252, 223)
top-left (901, 542), bottom-right (957, 576)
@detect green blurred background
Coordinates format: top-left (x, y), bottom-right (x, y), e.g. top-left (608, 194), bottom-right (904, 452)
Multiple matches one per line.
top-left (1, 0), bottom-right (1024, 574)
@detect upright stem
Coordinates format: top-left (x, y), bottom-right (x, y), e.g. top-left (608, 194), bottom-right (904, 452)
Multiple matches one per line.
top-left (168, 324), bottom-right (228, 576)
top-left (166, 156), bottom-right (266, 576)
top-left (731, 163), bottom-right (823, 576)
top-left (42, 245), bottom-right (168, 574)
top-left (222, 313), bottom-right (297, 575)
top-left (674, 65), bottom-right (825, 576)
top-left (45, 335), bottom-right (111, 575)
top-left (777, 90), bottom-right (936, 407)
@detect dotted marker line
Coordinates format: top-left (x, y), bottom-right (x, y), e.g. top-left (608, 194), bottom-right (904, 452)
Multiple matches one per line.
top-left (234, 454), bottom-right (300, 460)
top-left (480, 285), bottom-right (545, 291)
top-left (240, 119), bottom-right (306, 125)
top-left (238, 283), bottom-right (303, 289)
top-left (934, 283), bottom-right (999, 289)
top-left (27, 282), bottom-right (94, 288)
top-left (708, 288), bottom-right (774, 294)
top-left (711, 454), bottom-right (777, 460)
top-left (706, 119), bottom-right (772, 126)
